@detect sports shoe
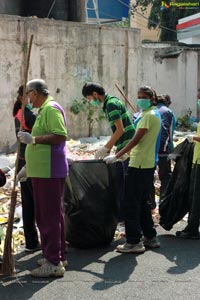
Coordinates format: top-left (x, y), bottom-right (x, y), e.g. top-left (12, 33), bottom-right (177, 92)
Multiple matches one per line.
top-left (25, 244), bottom-right (41, 253)
top-left (176, 230), bottom-right (200, 240)
top-left (143, 236), bottom-right (160, 248)
top-left (31, 261), bottom-right (65, 278)
top-left (116, 241), bottom-right (145, 253)
top-left (37, 258), bottom-right (68, 269)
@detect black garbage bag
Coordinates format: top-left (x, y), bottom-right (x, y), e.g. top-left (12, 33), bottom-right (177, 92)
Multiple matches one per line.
top-left (63, 160), bottom-right (121, 248)
top-left (159, 140), bottom-right (194, 230)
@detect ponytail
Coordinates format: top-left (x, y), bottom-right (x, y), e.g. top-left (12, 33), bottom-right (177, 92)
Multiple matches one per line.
top-left (13, 85), bottom-right (23, 117)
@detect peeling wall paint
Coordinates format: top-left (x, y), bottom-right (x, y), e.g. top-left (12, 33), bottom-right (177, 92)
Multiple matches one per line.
top-left (0, 15), bottom-right (198, 152)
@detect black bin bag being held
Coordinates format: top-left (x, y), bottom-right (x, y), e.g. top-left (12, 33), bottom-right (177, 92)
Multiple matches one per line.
top-left (63, 160), bottom-right (121, 248)
top-left (159, 140), bottom-right (194, 230)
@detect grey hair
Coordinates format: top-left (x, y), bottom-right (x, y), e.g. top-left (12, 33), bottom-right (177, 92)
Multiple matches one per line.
top-left (27, 79), bottom-right (49, 96)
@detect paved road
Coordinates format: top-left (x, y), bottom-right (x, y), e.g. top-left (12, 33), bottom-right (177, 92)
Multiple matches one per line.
top-left (1, 220), bottom-right (200, 300)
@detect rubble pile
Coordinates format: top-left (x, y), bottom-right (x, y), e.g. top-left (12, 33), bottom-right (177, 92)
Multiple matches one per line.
top-left (0, 178), bottom-right (25, 256)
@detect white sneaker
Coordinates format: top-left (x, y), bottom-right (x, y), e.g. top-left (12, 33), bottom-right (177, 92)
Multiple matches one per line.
top-left (116, 241), bottom-right (145, 253)
top-left (31, 261), bottom-right (65, 278)
top-left (37, 258), bottom-right (68, 269)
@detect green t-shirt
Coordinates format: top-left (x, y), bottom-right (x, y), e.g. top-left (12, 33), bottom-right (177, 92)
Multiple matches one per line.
top-left (25, 97), bottom-right (68, 178)
top-left (193, 122), bottom-right (200, 164)
top-left (129, 107), bottom-right (161, 169)
top-left (103, 94), bottom-right (135, 151)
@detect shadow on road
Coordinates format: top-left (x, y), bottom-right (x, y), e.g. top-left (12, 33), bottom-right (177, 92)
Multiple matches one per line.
top-left (68, 238), bottom-right (139, 290)
top-left (1, 232), bottom-right (200, 298)
top-left (154, 233), bottom-right (200, 274)
top-left (0, 250), bottom-right (59, 300)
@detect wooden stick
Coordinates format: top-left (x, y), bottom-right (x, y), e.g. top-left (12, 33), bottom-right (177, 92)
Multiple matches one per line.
top-left (115, 83), bottom-right (137, 113)
top-left (2, 35), bottom-right (34, 276)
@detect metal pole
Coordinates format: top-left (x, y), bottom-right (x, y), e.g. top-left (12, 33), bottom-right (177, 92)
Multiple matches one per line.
top-left (77, 0), bottom-right (86, 22)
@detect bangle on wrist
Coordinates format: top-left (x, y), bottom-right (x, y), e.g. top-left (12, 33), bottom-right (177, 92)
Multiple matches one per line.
top-left (32, 136), bottom-right (36, 145)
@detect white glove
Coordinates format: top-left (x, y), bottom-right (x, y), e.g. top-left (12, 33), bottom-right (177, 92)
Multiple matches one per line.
top-left (16, 166), bottom-right (27, 183)
top-left (186, 135), bottom-right (194, 143)
top-left (18, 131), bottom-right (33, 144)
top-left (103, 155), bottom-right (117, 164)
top-left (95, 146), bottom-right (110, 159)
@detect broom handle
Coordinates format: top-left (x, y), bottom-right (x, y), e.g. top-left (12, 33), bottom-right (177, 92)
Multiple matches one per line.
top-left (115, 83), bottom-right (137, 113)
top-left (14, 34), bottom-right (34, 188)
top-left (2, 35), bottom-right (34, 275)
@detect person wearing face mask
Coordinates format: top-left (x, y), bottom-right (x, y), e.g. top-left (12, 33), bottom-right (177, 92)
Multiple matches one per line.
top-left (13, 85), bottom-right (40, 253)
top-left (17, 79), bottom-right (68, 278)
top-left (104, 86), bottom-right (161, 253)
top-left (82, 82), bottom-right (135, 221)
top-left (176, 98), bottom-right (200, 239)
top-left (82, 82), bottom-right (135, 159)
top-left (133, 88), bottom-right (158, 213)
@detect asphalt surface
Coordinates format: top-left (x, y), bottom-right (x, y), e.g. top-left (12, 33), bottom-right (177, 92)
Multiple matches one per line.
top-left (1, 220), bottom-right (200, 300)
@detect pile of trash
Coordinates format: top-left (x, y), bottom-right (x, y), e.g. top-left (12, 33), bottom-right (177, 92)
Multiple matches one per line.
top-left (0, 179), bottom-right (25, 256)
top-left (0, 131), bottom-right (192, 253)
top-left (66, 136), bottom-right (112, 161)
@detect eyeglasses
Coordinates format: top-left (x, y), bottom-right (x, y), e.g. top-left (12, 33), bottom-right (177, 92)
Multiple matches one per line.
top-left (25, 89), bottom-right (34, 95)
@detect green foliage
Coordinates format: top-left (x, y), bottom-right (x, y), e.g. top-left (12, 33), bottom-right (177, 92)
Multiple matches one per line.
top-left (177, 109), bottom-right (192, 130)
top-left (70, 98), bottom-right (106, 137)
top-left (117, 17), bottom-right (130, 28)
top-left (134, 0), bottom-right (200, 41)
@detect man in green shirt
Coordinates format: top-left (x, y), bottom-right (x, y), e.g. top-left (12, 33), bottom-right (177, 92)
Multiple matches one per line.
top-left (82, 83), bottom-right (135, 158)
top-left (82, 83), bottom-right (135, 220)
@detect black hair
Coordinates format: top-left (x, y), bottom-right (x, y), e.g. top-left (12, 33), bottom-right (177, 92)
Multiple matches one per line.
top-left (157, 94), bottom-right (171, 107)
top-left (12, 85), bottom-right (23, 117)
top-left (157, 95), bottom-right (165, 103)
top-left (138, 86), bottom-right (154, 98)
top-left (82, 83), bottom-right (105, 97)
top-left (163, 94), bottom-right (171, 106)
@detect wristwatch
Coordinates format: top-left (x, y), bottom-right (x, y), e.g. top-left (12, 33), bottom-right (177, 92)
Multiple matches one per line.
top-left (32, 136), bottom-right (36, 145)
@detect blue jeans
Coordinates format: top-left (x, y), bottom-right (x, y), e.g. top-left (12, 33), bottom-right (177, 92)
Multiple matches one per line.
top-left (122, 167), bottom-right (157, 244)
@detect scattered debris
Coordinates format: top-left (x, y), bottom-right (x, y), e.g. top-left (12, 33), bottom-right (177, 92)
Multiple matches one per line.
top-left (0, 132), bottom-right (191, 255)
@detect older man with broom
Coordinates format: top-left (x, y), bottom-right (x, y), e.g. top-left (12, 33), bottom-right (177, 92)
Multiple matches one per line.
top-left (17, 79), bottom-right (68, 277)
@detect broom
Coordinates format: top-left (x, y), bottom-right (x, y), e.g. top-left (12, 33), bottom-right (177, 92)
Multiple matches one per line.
top-left (1, 34), bottom-right (34, 276)
top-left (115, 83), bottom-right (137, 113)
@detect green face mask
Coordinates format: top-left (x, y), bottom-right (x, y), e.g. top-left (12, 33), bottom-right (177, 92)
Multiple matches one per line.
top-left (137, 99), bottom-right (151, 110)
top-left (198, 99), bottom-right (200, 107)
top-left (91, 100), bottom-right (100, 107)
top-left (26, 103), bottom-right (33, 110)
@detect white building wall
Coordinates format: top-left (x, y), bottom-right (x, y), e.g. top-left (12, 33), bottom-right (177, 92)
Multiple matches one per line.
top-left (138, 47), bottom-right (198, 118)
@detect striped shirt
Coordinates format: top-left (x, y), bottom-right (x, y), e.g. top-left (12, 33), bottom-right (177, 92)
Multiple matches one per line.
top-left (103, 94), bottom-right (135, 151)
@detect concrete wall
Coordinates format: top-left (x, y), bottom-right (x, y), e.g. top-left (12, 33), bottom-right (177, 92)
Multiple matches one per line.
top-left (0, 15), bottom-right (198, 152)
top-left (138, 45), bottom-right (198, 119)
top-left (0, 15), bottom-right (140, 152)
